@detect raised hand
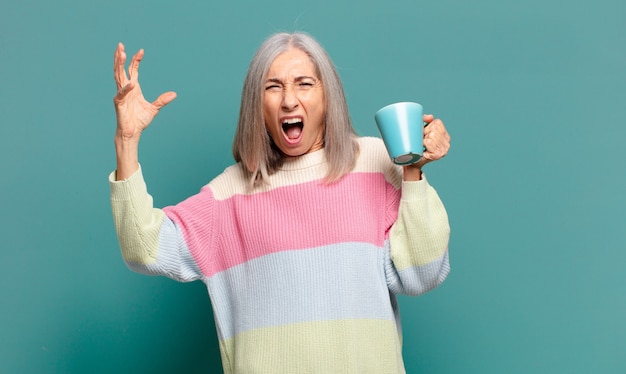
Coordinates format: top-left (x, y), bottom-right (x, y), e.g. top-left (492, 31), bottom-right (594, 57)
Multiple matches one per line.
top-left (113, 42), bottom-right (176, 140)
top-left (113, 43), bottom-right (176, 180)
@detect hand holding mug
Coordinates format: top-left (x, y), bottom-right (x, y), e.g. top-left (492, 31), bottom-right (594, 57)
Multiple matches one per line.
top-left (375, 102), bottom-right (450, 179)
top-left (375, 102), bottom-right (450, 165)
top-left (413, 114), bottom-right (451, 169)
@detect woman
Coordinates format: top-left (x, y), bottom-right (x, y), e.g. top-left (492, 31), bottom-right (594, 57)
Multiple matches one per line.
top-left (111, 32), bottom-right (451, 373)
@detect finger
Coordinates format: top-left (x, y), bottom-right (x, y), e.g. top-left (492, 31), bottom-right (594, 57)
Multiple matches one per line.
top-left (422, 119), bottom-right (441, 138)
top-left (423, 114), bottom-right (435, 125)
top-left (114, 43), bottom-right (128, 90)
top-left (430, 118), bottom-right (451, 142)
top-left (421, 149), bottom-right (434, 161)
top-left (422, 133), bottom-right (449, 161)
top-left (426, 118), bottom-right (443, 129)
top-left (424, 119), bottom-right (450, 141)
top-left (128, 48), bottom-right (144, 81)
top-left (428, 141), bottom-right (449, 160)
top-left (430, 119), bottom-right (451, 142)
top-left (113, 42), bottom-right (124, 71)
top-left (152, 91), bottom-right (177, 110)
top-left (114, 81), bottom-right (136, 102)
top-left (422, 145), bottom-right (441, 162)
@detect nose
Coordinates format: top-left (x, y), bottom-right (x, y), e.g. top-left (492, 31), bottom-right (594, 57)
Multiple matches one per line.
top-left (281, 85), bottom-right (299, 111)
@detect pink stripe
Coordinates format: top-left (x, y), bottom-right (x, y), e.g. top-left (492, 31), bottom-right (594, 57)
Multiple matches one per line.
top-left (165, 172), bottom-right (400, 276)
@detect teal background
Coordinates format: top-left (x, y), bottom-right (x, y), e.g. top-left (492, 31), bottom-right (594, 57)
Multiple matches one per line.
top-left (1, 0), bottom-right (624, 372)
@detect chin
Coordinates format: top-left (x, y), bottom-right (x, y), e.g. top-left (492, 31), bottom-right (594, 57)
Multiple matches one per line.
top-left (278, 143), bottom-right (313, 157)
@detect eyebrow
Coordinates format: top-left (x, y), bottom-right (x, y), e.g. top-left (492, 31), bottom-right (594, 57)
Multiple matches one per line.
top-left (265, 76), bottom-right (318, 83)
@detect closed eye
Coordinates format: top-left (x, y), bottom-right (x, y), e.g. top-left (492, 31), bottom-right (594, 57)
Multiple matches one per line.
top-left (265, 84), bottom-right (282, 91)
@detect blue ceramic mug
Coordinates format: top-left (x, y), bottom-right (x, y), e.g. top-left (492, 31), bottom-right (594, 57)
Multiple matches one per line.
top-left (375, 102), bottom-right (424, 165)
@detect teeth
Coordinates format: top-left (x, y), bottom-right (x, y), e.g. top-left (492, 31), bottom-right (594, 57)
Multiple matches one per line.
top-left (282, 118), bottom-right (303, 125)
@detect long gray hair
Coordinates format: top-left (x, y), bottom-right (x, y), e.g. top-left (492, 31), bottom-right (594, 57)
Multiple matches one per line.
top-left (232, 32), bottom-right (359, 186)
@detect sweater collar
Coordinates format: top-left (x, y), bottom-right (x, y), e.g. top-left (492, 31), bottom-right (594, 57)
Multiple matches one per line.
top-left (279, 147), bottom-right (327, 171)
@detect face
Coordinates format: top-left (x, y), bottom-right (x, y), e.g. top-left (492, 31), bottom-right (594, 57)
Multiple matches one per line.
top-left (263, 48), bottom-right (326, 157)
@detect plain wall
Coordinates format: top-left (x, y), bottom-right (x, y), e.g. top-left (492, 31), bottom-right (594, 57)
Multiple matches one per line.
top-left (1, 0), bottom-right (624, 372)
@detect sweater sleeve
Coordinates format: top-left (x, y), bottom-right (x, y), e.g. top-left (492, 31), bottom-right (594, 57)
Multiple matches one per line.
top-left (385, 176), bottom-right (451, 296)
top-left (109, 166), bottom-right (203, 282)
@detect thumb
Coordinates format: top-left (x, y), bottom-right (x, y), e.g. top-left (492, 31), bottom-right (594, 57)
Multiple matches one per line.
top-left (153, 91), bottom-right (177, 110)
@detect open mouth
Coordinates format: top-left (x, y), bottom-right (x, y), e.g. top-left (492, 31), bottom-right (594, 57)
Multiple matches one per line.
top-left (282, 117), bottom-right (304, 141)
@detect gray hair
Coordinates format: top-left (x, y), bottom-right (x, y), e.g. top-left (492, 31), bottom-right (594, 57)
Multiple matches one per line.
top-left (232, 32), bottom-right (359, 186)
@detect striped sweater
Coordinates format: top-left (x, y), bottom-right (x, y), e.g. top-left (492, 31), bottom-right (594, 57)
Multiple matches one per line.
top-left (109, 137), bottom-right (450, 373)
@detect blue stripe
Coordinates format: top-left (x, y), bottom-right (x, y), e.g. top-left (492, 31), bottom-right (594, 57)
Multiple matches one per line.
top-left (207, 242), bottom-right (397, 340)
top-left (125, 218), bottom-right (202, 282)
top-left (385, 248), bottom-right (450, 296)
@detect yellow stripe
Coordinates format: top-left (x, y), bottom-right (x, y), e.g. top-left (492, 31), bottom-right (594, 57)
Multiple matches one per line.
top-left (219, 319), bottom-right (405, 374)
top-left (110, 168), bottom-right (164, 265)
top-left (390, 183), bottom-right (450, 270)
